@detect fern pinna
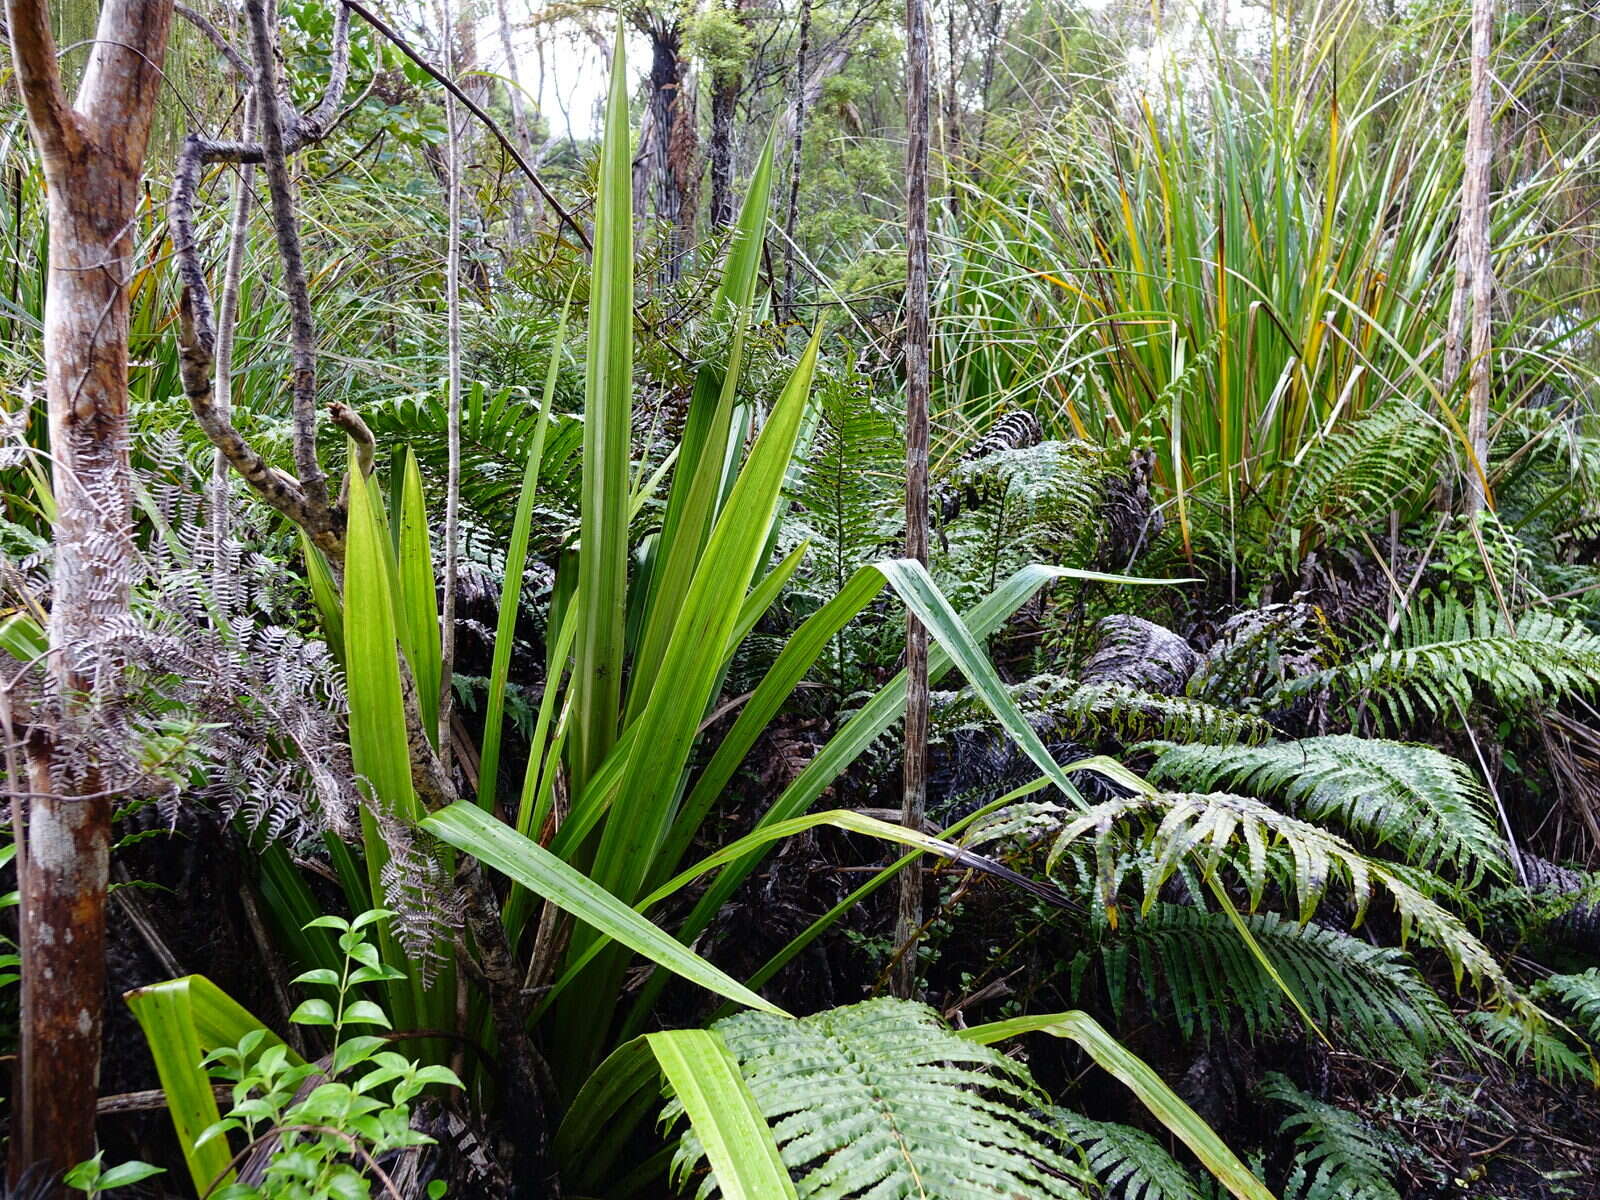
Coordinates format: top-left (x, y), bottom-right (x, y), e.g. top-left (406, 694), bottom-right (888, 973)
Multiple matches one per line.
top-left (669, 998), bottom-right (1096, 1198)
top-left (1273, 596), bottom-right (1600, 732)
top-left (1143, 736), bottom-right (1509, 883)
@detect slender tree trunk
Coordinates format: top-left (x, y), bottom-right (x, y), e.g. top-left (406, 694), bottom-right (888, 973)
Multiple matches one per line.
top-left (944, 0), bottom-right (962, 218)
top-left (708, 71), bottom-right (740, 229)
top-left (213, 91), bottom-right (256, 585)
top-left (4, 0), bottom-right (173, 1186)
top-left (1460, 0), bottom-right (1495, 514)
top-left (781, 0), bottom-right (814, 315)
top-left (440, 0), bottom-right (464, 760)
top-left (894, 0), bottom-right (932, 1003)
top-left (494, 0), bottom-right (538, 240)
top-left (973, 0), bottom-right (1002, 174)
top-left (707, 0), bottom-right (750, 233)
top-left (641, 22), bottom-right (689, 280)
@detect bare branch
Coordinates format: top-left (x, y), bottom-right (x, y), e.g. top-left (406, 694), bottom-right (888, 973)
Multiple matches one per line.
top-left (75, 0), bottom-right (175, 158)
top-left (339, 0), bottom-right (593, 252)
top-left (246, 0), bottom-right (332, 515)
top-left (4, 0), bottom-right (83, 160)
top-left (176, 2), bottom-right (250, 75)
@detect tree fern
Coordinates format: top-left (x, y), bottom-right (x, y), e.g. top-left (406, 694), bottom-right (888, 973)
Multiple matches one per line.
top-left (1273, 596), bottom-right (1600, 732)
top-left (1083, 904), bottom-right (1466, 1066)
top-left (1259, 1074), bottom-right (1403, 1200)
top-left (1048, 1108), bottom-right (1203, 1200)
top-left (1047, 792), bottom-right (1519, 1007)
top-left (676, 998), bottom-right (1094, 1199)
top-left (1143, 736), bottom-right (1509, 883)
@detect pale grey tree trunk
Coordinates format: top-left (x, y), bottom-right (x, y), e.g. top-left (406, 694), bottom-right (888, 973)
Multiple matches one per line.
top-left (1445, 0), bottom-right (1494, 514)
top-left (895, 0), bottom-right (932, 1002)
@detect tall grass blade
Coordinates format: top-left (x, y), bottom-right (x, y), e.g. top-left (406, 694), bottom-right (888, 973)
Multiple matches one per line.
top-left (572, 20), bottom-right (635, 790)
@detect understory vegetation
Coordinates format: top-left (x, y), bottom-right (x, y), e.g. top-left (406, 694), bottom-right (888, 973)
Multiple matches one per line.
top-left (4, 0), bottom-right (1600, 1196)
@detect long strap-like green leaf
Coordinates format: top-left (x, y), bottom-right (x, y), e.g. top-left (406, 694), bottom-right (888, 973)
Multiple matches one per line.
top-left (648, 1029), bottom-right (799, 1200)
top-left (419, 802), bottom-right (788, 1018)
top-left (478, 286), bottom-right (576, 807)
top-left (628, 132), bottom-right (778, 714)
top-left (961, 1011), bottom-right (1275, 1200)
top-left (572, 20), bottom-right (634, 791)
top-left (639, 562), bottom-right (1188, 1027)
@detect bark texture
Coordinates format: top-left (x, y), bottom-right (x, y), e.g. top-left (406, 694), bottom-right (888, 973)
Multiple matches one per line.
top-left (4, 0), bottom-right (173, 1183)
top-left (1447, 0), bottom-right (1496, 513)
top-left (894, 0), bottom-right (932, 1002)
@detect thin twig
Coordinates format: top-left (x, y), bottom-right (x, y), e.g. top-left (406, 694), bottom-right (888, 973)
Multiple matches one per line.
top-left (338, 0), bottom-right (590, 251)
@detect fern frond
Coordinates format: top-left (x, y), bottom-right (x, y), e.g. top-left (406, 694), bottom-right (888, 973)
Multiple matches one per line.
top-left (1143, 736), bottom-right (1509, 882)
top-left (940, 440), bottom-right (1107, 593)
top-left (1048, 1108), bottom-right (1203, 1200)
top-left (1466, 1007), bottom-right (1598, 1087)
top-left (690, 998), bottom-right (1094, 1199)
top-left (934, 674), bottom-right (1271, 753)
top-left (362, 384), bottom-right (584, 521)
top-left (791, 376), bottom-right (902, 594)
top-left (1533, 969), bottom-right (1600, 1042)
top-left (1048, 792), bottom-right (1517, 1005)
top-left (1260, 1073), bottom-right (1403, 1200)
top-left (1090, 904), bottom-right (1466, 1064)
top-left (1273, 403), bottom-right (1443, 568)
top-left (1274, 597), bottom-right (1600, 731)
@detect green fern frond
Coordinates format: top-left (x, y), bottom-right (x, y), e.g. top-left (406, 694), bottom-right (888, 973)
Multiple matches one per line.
top-left (940, 441), bottom-right (1107, 594)
top-left (1466, 1007), bottom-right (1598, 1087)
top-left (791, 375), bottom-right (903, 594)
top-left (1048, 792), bottom-right (1517, 1005)
top-left (688, 998), bottom-right (1094, 1199)
top-left (362, 383), bottom-right (584, 522)
top-left (1143, 736), bottom-right (1509, 882)
top-left (1089, 904), bottom-right (1465, 1064)
top-left (1273, 596), bottom-right (1600, 731)
top-left (1273, 403), bottom-right (1443, 569)
top-left (1260, 1073), bottom-right (1403, 1200)
top-left (1533, 969), bottom-right (1600, 1042)
top-left (1048, 1108), bottom-right (1203, 1200)
top-left (933, 675), bottom-right (1272, 752)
